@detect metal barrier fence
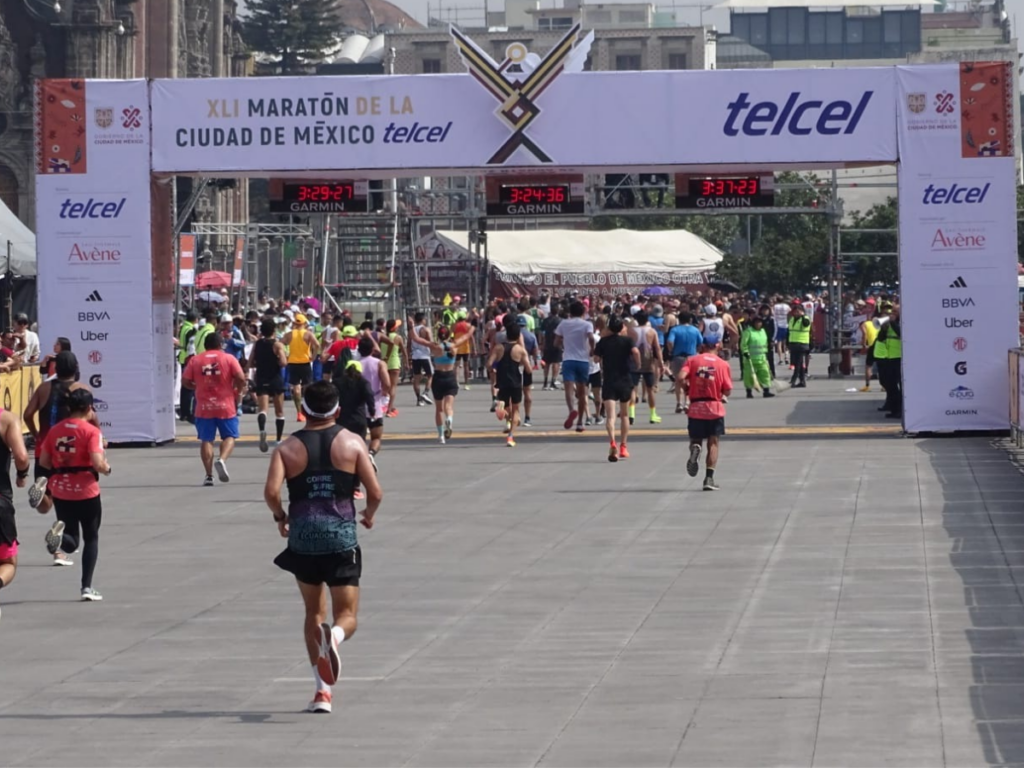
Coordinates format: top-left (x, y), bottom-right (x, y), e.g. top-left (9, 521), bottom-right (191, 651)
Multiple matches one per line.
top-left (1009, 348), bottom-right (1024, 446)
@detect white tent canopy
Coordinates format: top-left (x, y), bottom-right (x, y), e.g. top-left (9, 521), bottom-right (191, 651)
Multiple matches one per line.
top-left (436, 228), bottom-right (722, 276)
top-left (0, 198), bottom-right (35, 277)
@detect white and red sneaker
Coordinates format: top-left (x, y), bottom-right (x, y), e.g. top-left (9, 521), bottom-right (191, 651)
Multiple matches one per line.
top-left (316, 622), bottom-right (341, 686)
top-left (307, 690), bottom-right (332, 714)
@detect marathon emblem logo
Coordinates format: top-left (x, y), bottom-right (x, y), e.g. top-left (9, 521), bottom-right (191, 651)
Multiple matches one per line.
top-left (452, 23), bottom-right (593, 164)
top-left (55, 435), bottom-right (75, 453)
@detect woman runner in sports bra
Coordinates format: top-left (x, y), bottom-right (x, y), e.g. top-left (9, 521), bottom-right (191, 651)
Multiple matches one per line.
top-left (407, 321), bottom-right (474, 444)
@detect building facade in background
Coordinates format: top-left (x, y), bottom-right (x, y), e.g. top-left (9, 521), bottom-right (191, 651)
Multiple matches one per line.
top-left (0, 0), bottom-right (248, 241)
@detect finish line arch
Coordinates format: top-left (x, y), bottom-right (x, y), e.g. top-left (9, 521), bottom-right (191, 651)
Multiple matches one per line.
top-left (33, 28), bottom-right (1018, 442)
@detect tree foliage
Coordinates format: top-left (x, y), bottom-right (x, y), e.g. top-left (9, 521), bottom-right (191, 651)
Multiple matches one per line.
top-left (242, 0), bottom-right (341, 75)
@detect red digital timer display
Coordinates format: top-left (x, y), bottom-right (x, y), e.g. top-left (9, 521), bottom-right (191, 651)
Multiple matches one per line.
top-left (699, 178), bottom-right (760, 197)
top-left (499, 184), bottom-right (570, 205)
top-left (284, 183), bottom-right (356, 203)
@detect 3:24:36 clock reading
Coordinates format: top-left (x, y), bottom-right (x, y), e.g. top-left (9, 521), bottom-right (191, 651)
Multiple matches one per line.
top-left (499, 184), bottom-right (570, 205)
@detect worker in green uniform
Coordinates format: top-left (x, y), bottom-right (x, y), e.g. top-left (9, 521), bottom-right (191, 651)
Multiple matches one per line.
top-left (787, 303), bottom-right (811, 388)
top-left (876, 304), bottom-right (902, 419)
top-left (740, 315), bottom-right (775, 399)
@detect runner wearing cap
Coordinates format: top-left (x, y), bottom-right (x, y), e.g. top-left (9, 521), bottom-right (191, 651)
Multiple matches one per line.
top-left (284, 314), bottom-right (321, 423)
top-left (700, 305), bottom-right (725, 349)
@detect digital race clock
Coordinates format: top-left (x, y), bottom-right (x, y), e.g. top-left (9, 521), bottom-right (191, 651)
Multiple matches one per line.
top-left (676, 176), bottom-right (774, 210)
top-left (270, 181), bottom-right (368, 213)
top-left (488, 183), bottom-right (585, 216)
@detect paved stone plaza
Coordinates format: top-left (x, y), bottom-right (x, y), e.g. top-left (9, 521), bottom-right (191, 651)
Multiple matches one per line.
top-left (1, 376), bottom-right (1023, 767)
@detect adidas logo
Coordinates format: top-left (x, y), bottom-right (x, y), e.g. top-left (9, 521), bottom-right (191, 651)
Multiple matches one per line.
top-left (949, 276), bottom-right (967, 289)
top-left (85, 290), bottom-right (103, 302)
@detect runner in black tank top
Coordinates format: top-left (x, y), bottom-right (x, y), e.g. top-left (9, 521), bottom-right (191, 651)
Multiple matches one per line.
top-left (487, 322), bottom-right (532, 448)
top-left (249, 319), bottom-right (288, 453)
top-left (265, 381), bottom-right (383, 715)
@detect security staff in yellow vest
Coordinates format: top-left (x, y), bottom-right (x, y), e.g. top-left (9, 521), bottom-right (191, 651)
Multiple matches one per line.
top-left (876, 305), bottom-right (902, 419)
top-left (787, 303), bottom-right (812, 388)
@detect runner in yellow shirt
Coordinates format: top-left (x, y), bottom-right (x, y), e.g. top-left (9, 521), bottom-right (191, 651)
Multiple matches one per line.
top-left (283, 313), bottom-right (321, 422)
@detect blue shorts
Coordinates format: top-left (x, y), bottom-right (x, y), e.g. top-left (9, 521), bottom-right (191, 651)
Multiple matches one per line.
top-left (195, 416), bottom-right (241, 442)
top-left (562, 360), bottom-right (591, 384)
top-left (775, 328), bottom-right (788, 343)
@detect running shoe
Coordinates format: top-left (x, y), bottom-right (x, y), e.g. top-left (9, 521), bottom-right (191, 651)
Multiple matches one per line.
top-left (584, 416), bottom-right (592, 427)
top-left (594, 416), bottom-right (604, 425)
top-left (438, 435), bottom-right (446, 445)
top-left (259, 430), bottom-right (269, 453)
top-left (368, 452), bottom-right (378, 474)
top-left (44, 520), bottom-right (64, 555)
top-left (307, 690), bottom-right (332, 714)
top-left (523, 417), bottom-right (532, 427)
top-left (859, 386), bottom-right (871, 393)
top-left (608, 444), bottom-right (618, 463)
top-left (650, 413), bottom-right (662, 424)
top-left (464, 384), bottom-right (471, 391)
top-left (675, 404), bottom-right (684, 414)
top-left (421, 394), bottom-right (434, 405)
top-left (203, 475), bottom-right (214, 487)
top-left (687, 444), bottom-right (702, 477)
top-left (52, 552), bottom-right (73, 567)
top-left (703, 477), bottom-right (720, 492)
top-left (81, 587), bottom-right (103, 601)
top-left (214, 458), bottom-right (230, 483)
top-left (619, 444), bottom-right (630, 460)
top-left (575, 425), bottom-right (585, 433)
top-left (297, 412), bottom-right (306, 422)
top-left (490, 399), bottom-right (498, 413)
top-left (316, 622), bottom-right (341, 685)
top-left (416, 399), bottom-right (425, 407)
top-left (496, 402), bottom-right (507, 422)
top-left (683, 405), bottom-right (689, 414)
top-left (444, 422), bottom-right (453, 440)
top-left (28, 477), bottom-right (47, 509)
top-left (387, 408), bottom-right (400, 417)
top-left (506, 436), bottom-right (516, 448)
top-left (563, 410), bottom-right (578, 430)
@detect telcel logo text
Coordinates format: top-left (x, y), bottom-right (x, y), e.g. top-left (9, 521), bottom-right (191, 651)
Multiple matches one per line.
top-left (723, 91), bottom-right (873, 137)
top-left (59, 198), bottom-right (127, 219)
top-left (921, 183), bottom-right (990, 205)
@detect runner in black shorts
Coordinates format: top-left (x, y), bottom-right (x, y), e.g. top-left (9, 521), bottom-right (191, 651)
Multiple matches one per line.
top-left (594, 314), bottom-right (640, 462)
top-left (249, 319), bottom-right (289, 453)
top-left (488, 322), bottom-right (531, 448)
top-left (264, 381), bottom-right (382, 715)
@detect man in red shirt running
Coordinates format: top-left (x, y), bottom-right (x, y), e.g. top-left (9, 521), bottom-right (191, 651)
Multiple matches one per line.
top-left (679, 340), bottom-right (733, 491)
top-left (183, 333), bottom-right (247, 487)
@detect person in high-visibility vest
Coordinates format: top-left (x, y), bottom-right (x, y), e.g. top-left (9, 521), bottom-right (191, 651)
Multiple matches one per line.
top-left (178, 310), bottom-right (198, 423)
top-left (740, 315), bottom-right (775, 399)
top-left (859, 308), bottom-right (880, 392)
top-left (787, 303), bottom-right (811, 388)
top-left (876, 305), bottom-right (902, 419)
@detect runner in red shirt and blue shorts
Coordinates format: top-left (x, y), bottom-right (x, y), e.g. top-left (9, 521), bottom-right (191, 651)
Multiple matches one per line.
top-left (679, 340), bottom-right (733, 491)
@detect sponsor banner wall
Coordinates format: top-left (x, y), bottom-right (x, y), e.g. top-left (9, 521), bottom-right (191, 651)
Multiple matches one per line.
top-left (897, 63), bottom-right (1019, 432)
top-left (150, 66), bottom-right (898, 174)
top-left (35, 79), bottom-right (157, 442)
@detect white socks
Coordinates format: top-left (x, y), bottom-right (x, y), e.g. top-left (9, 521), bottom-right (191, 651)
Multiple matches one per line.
top-left (311, 664), bottom-right (330, 692)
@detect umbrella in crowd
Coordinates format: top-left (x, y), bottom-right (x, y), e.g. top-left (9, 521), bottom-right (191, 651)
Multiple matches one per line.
top-left (709, 278), bottom-right (741, 292)
top-left (195, 270), bottom-right (232, 289)
top-left (198, 291), bottom-right (227, 303)
top-left (642, 286), bottom-right (673, 296)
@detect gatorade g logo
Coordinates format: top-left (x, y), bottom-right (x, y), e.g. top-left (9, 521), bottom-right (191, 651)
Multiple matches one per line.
top-left (89, 374), bottom-right (102, 388)
top-left (723, 92), bottom-right (873, 137)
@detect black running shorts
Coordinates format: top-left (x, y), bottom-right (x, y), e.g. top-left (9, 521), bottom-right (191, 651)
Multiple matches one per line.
top-left (286, 363), bottom-right (312, 387)
top-left (275, 546), bottom-right (362, 587)
top-left (688, 417), bottom-right (726, 441)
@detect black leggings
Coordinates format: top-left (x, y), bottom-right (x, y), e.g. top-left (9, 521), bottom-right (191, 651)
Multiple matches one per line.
top-left (54, 495), bottom-right (102, 589)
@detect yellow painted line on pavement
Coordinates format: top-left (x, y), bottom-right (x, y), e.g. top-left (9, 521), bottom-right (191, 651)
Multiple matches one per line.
top-left (175, 424), bottom-right (900, 444)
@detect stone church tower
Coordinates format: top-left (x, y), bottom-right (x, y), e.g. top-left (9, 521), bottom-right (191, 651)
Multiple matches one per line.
top-left (0, 0), bottom-right (248, 236)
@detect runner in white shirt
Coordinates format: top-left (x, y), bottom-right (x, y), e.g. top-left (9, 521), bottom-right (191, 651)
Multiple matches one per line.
top-left (772, 299), bottom-right (792, 365)
top-left (553, 300), bottom-right (595, 433)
